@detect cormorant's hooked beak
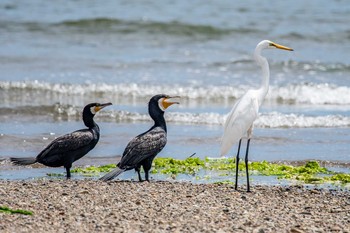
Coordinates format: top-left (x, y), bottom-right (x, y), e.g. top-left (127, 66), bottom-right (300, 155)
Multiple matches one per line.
top-left (161, 96), bottom-right (180, 110)
top-left (94, 102), bottom-right (112, 112)
top-left (270, 42), bottom-right (294, 51)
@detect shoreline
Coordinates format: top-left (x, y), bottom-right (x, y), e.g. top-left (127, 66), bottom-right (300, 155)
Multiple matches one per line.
top-left (2, 156), bottom-right (350, 169)
top-left (1, 180), bottom-right (349, 232)
top-left (1, 158), bottom-right (350, 188)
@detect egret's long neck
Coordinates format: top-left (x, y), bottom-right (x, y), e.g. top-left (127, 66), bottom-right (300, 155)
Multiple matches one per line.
top-left (254, 47), bottom-right (270, 106)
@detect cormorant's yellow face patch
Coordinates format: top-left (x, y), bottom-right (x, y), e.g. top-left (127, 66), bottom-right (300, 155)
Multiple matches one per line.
top-left (158, 97), bottom-right (179, 111)
top-left (90, 103), bottom-right (112, 115)
top-left (90, 106), bottom-right (97, 114)
top-left (94, 106), bottom-right (102, 112)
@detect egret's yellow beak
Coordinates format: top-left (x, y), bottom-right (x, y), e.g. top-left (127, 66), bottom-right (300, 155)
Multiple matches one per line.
top-left (271, 42), bottom-right (294, 51)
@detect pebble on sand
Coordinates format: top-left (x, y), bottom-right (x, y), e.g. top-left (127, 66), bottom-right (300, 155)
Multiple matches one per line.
top-left (0, 180), bottom-right (349, 232)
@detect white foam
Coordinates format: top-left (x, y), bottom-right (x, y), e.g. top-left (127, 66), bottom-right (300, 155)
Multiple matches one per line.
top-left (169, 112), bottom-right (350, 128)
top-left (2, 81), bottom-right (350, 105)
top-left (268, 83), bottom-right (350, 105)
top-left (255, 112), bottom-right (350, 128)
top-left (107, 110), bottom-right (350, 128)
top-left (5, 102), bottom-right (350, 128)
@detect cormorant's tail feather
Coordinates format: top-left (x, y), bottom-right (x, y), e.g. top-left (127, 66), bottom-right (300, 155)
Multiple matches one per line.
top-left (99, 168), bottom-right (125, 181)
top-left (10, 157), bottom-right (37, 166)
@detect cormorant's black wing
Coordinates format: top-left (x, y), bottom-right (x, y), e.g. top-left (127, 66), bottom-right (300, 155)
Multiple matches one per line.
top-left (119, 127), bottom-right (167, 169)
top-left (37, 129), bottom-right (95, 160)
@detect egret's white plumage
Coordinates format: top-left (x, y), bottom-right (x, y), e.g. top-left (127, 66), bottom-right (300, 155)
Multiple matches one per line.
top-left (221, 40), bottom-right (293, 191)
top-left (221, 89), bottom-right (259, 156)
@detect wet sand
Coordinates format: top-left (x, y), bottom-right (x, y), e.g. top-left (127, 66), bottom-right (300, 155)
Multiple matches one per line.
top-left (1, 180), bottom-right (349, 232)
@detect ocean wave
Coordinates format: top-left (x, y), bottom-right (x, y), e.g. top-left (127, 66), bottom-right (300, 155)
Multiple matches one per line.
top-left (255, 112), bottom-right (350, 128)
top-left (1, 81), bottom-right (350, 105)
top-left (2, 104), bottom-right (349, 128)
top-left (56, 18), bottom-right (235, 36)
top-left (167, 112), bottom-right (350, 128)
top-left (285, 60), bottom-right (350, 73)
top-left (281, 31), bottom-right (350, 43)
top-left (2, 18), bottom-right (350, 43)
top-left (0, 18), bottom-right (260, 37)
top-left (268, 83), bottom-right (350, 105)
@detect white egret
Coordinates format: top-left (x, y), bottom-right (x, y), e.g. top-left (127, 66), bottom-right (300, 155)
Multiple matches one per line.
top-left (221, 40), bottom-right (293, 192)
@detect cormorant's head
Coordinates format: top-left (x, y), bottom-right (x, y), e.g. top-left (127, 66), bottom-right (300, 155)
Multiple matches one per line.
top-left (82, 102), bottom-right (112, 128)
top-left (84, 102), bottom-right (113, 117)
top-left (150, 94), bottom-right (180, 112)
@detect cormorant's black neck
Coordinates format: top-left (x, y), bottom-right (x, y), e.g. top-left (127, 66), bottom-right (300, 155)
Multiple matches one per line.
top-left (149, 105), bottom-right (167, 132)
top-left (83, 112), bottom-right (97, 130)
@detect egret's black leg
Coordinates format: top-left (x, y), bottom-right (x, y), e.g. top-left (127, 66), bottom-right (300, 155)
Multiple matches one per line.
top-left (245, 139), bottom-right (251, 192)
top-left (65, 166), bottom-right (71, 180)
top-left (235, 139), bottom-right (242, 190)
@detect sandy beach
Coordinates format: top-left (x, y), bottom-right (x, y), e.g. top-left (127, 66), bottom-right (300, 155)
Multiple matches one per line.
top-left (1, 180), bottom-right (349, 232)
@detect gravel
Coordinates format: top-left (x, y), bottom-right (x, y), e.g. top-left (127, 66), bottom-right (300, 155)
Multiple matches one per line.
top-left (1, 180), bottom-right (349, 232)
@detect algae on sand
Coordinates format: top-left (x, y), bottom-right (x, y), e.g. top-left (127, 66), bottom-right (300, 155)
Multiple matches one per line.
top-left (70, 157), bottom-right (350, 185)
top-left (0, 206), bottom-right (33, 215)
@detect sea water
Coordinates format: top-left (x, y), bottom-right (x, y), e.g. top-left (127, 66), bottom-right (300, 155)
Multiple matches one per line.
top-left (0, 0), bottom-right (349, 180)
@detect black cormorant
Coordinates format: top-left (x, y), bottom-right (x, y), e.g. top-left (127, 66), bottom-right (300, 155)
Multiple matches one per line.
top-left (10, 102), bottom-right (112, 179)
top-left (99, 94), bottom-right (179, 182)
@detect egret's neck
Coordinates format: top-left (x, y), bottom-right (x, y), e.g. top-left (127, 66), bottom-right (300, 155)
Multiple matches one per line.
top-left (254, 48), bottom-right (270, 105)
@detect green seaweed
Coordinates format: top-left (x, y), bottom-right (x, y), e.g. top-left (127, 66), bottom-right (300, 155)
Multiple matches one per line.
top-left (0, 206), bottom-right (33, 215)
top-left (71, 164), bottom-right (117, 175)
top-left (68, 157), bottom-right (350, 184)
top-left (204, 157), bottom-right (238, 171)
top-left (250, 161), bottom-right (294, 176)
top-left (275, 161), bottom-right (330, 183)
top-left (151, 158), bottom-right (348, 184)
top-left (326, 173), bottom-right (350, 184)
top-left (213, 180), bottom-right (235, 185)
top-left (152, 157), bottom-right (204, 175)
